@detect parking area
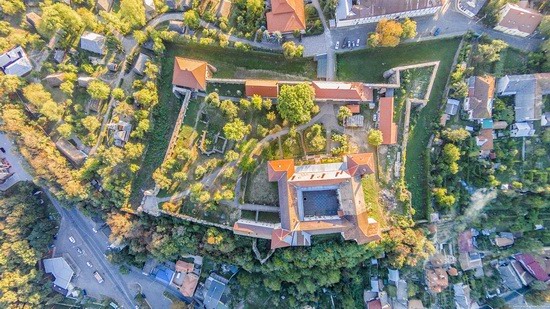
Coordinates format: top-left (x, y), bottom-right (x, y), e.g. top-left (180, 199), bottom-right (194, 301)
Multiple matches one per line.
top-left (53, 216), bottom-right (125, 304)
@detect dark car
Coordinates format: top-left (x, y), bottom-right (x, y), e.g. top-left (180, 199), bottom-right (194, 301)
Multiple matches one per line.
top-left (433, 28), bottom-right (441, 36)
top-left (0, 147), bottom-right (5, 153)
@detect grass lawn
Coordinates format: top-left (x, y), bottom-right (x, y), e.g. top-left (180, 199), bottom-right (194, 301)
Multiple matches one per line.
top-left (399, 39), bottom-right (462, 219)
top-left (244, 161), bottom-right (280, 206)
top-left (362, 174), bottom-right (387, 228)
top-left (165, 42), bottom-right (317, 80)
top-left (129, 56), bottom-right (183, 206)
top-left (337, 37), bottom-right (462, 83)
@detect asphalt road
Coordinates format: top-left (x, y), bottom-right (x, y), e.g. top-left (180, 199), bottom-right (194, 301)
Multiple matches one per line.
top-left (0, 133), bottom-right (33, 191)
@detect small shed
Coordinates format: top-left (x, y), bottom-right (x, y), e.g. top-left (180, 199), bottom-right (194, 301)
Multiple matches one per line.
top-left (53, 50), bottom-right (66, 64)
top-left (346, 104), bottom-right (360, 114)
top-left (133, 53), bottom-right (151, 75)
top-left (77, 76), bottom-right (95, 87)
top-left (168, 21), bottom-right (185, 33)
top-left (445, 98), bottom-right (460, 115)
top-left (25, 12), bottom-right (42, 31)
top-left (80, 32), bottom-right (106, 55)
top-left (44, 73), bottom-right (65, 87)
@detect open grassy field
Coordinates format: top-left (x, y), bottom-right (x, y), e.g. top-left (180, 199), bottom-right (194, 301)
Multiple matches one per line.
top-left (337, 37), bottom-right (462, 83)
top-left (362, 174), bottom-right (387, 228)
top-left (404, 38), bottom-right (462, 219)
top-left (165, 42), bottom-right (317, 80)
top-left (338, 37), bottom-right (462, 219)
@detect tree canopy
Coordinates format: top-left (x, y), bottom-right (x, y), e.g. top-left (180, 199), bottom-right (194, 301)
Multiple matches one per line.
top-left (277, 83), bottom-right (316, 124)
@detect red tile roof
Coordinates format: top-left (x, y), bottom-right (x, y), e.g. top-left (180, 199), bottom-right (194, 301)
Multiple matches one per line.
top-left (346, 153), bottom-right (375, 176)
top-left (245, 79), bottom-right (279, 98)
top-left (458, 230), bottom-right (474, 253)
top-left (515, 253), bottom-right (550, 282)
top-left (267, 159), bottom-right (295, 181)
top-left (175, 260), bottom-right (194, 273)
top-left (266, 0), bottom-right (306, 33)
top-left (346, 104), bottom-right (360, 114)
top-left (312, 81), bottom-right (373, 101)
top-left (378, 97), bottom-right (397, 144)
top-left (172, 57), bottom-right (210, 91)
top-left (179, 273), bottom-right (199, 297)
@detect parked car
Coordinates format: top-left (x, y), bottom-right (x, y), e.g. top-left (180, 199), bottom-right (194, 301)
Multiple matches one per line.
top-left (76, 247), bottom-right (83, 254)
top-left (86, 261), bottom-right (93, 268)
top-left (0, 147), bottom-right (5, 153)
top-left (433, 28), bottom-right (441, 36)
top-left (342, 37), bottom-right (348, 48)
top-left (335, 41), bottom-right (339, 50)
top-left (92, 227), bottom-right (98, 233)
top-left (373, 113), bottom-right (378, 122)
top-left (93, 271), bottom-right (104, 283)
top-left (356, 39), bottom-right (360, 46)
top-left (69, 236), bottom-right (76, 243)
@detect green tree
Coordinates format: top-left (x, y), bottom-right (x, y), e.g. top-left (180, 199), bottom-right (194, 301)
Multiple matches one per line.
top-left (87, 80), bottom-right (111, 100)
top-left (305, 124), bottom-right (326, 151)
top-left (112, 88), bottom-right (126, 101)
top-left (39, 3), bottom-right (84, 40)
top-left (367, 33), bottom-right (380, 47)
top-left (538, 16), bottom-right (550, 37)
top-left (442, 128), bottom-right (470, 143)
top-left (0, 0), bottom-right (25, 15)
top-left (223, 119), bottom-right (251, 141)
top-left (368, 130), bottom-right (383, 147)
top-left (282, 41), bottom-right (304, 58)
top-left (433, 188), bottom-right (455, 209)
top-left (118, 0), bottom-right (146, 30)
top-left (277, 83), bottom-right (316, 124)
top-left (56, 123), bottom-right (73, 138)
top-left (220, 99), bottom-right (239, 119)
top-left (442, 143), bottom-right (461, 164)
top-left (478, 40), bottom-right (508, 63)
top-left (401, 18), bottom-right (417, 38)
top-left (82, 116), bottom-right (101, 133)
top-left (183, 9), bottom-right (200, 29)
top-left (337, 106), bottom-right (352, 122)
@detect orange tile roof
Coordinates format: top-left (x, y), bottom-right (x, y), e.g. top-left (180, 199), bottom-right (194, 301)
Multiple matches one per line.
top-left (271, 228), bottom-right (292, 249)
top-left (312, 81), bottom-right (373, 101)
top-left (172, 57), bottom-right (210, 91)
top-left (179, 273), bottom-right (199, 297)
top-left (468, 76), bottom-right (495, 119)
top-left (266, 0), bottom-right (306, 33)
top-left (267, 159), bottom-right (295, 181)
top-left (346, 104), bottom-right (360, 114)
top-left (175, 260), bottom-right (194, 273)
top-left (378, 97), bottom-right (397, 144)
top-left (245, 79), bottom-right (279, 98)
top-left (346, 153), bottom-right (375, 176)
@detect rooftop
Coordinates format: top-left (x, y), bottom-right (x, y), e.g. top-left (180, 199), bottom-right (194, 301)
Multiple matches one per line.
top-left (496, 3), bottom-right (543, 35)
top-left (245, 79), bottom-right (279, 98)
top-left (337, 0), bottom-right (444, 21)
top-left (0, 46), bottom-right (33, 77)
top-left (466, 75), bottom-right (495, 120)
top-left (43, 257), bottom-right (74, 291)
top-left (497, 73), bottom-right (550, 122)
top-left (379, 96), bottom-right (397, 144)
top-left (312, 81), bottom-right (373, 102)
top-left (266, 0), bottom-right (306, 33)
top-left (172, 57), bottom-right (211, 91)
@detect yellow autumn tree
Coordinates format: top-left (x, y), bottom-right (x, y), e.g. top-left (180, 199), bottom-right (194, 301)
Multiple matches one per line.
top-left (375, 19), bottom-right (403, 47)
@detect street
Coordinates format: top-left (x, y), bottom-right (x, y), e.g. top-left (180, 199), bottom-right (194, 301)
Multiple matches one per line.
top-left (0, 133), bottom-right (33, 191)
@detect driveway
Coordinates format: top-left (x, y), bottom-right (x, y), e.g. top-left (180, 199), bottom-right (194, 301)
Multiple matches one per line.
top-left (0, 133), bottom-right (33, 191)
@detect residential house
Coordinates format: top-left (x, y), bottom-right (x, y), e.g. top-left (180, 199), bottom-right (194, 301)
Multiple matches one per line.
top-left (514, 253), bottom-right (550, 282)
top-left (153, 265), bottom-right (175, 285)
top-left (43, 257), bottom-right (75, 296)
top-left (165, 0), bottom-right (183, 9)
top-left (168, 21), bottom-right (185, 33)
top-left (216, 0), bottom-right (232, 18)
top-left (53, 50), bottom-right (66, 64)
top-left (495, 232), bottom-right (514, 248)
top-left (44, 73), bottom-right (66, 87)
top-left (494, 2), bottom-right (543, 37)
top-left (459, 251), bottom-right (482, 271)
top-left (245, 79), bottom-right (279, 98)
top-left (172, 260), bottom-right (199, 297)
top-left (445, 98), bottom-right (460, 116)
top-left (497, 74), bottom-right (550, 132)
top-left (312, 81), bottom-right (373, 102)
top-left (511, 259), bottom-right (536, 286)
top-left (347, 104), bottom-right (361, 114)
top-left (464, 76), bottom-right (495, 122)
top-left (172, 57), bottom-right (213, 92)
top-left (266, 0), bottom-right (306, 33)
top-left (408, 299), bottom-right (424, 309)
top-left (0, 167), bottom-right (14, 185)
top-left (55, 139), bottom-right (87, 167)
top-left (25, 12), bottom-right (42, 31)
top-left (315, 53), bottom-right (327, 80)
top-left (0, 46), bottom-right (33, 77)
top-left (233, 153), bottom-right (382, 249)
top-left (344, 115), bottom-right (364, 127)
top-left (425, 267), bottom-right (449, 293)
top-left (379, 96), bottom-right (398, 145)
top-left (335, 0), bottom-right (444, 28)
top-left (107, 121), bottom-right (132, 147)
top-left (498, 262), bottom-right (523, 290)
top-left (144, 0), bottom-right (156, 17)
top-left (78, 76), bottom-right (95, 88)
top-left (454, 283), bottom-right (477, 309)
top-left (80, 32), bottom-right (106, 55)
top-left (96, 0), bottom-right (113, 11)
top-left (388, 269), bottom-right (399, 285)
top-left (510, 122), bottom-right (536, 137)
top-left (133, 53), bottom-right (151, 75)
top-left (198, 275), bottom-right (230, 309)
top-left (475, 128), bottom-right (494, 158)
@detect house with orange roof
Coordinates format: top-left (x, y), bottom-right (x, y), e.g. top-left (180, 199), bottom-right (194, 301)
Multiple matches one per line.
top-left (172, 57), bottom-right (213, 92)
top-left (245, 79), bottom-right (279, 98)
top-left (312, 81), bottom-right (373, 102)
top-left (266, 0), bottom-right (306, 33)
top-left (233, 154), bottom-right (381, 249)
top-left (476, 128), bottom-right (494, 158)
top-left (464, 76), bottom-right (495, 122)
top-left (378, 97), bottom-right (397, 145)
top-left (494, 1), bottom-right (543, 37)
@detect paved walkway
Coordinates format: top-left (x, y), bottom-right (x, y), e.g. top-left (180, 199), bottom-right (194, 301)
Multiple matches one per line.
top-left (0, 133), bottom-right (33, 191)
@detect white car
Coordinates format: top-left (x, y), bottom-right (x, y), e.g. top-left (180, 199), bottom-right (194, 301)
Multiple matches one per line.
top-left (335, 41), bottom-right (339, 50)
top-left (86, 262), bottom-right (93, 268)
top-left (356, 39), bottom-right (360, 46)
top-left (373, 113), bottom-right (378, 122)
top-left (92, 227), bottom-right (97, 233)
top-left (69, 236), bottom-right (76, 243)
